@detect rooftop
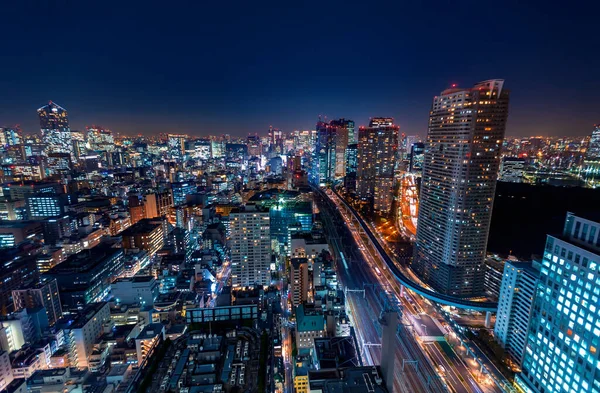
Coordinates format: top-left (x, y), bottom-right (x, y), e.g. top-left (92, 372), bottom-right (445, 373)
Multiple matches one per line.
top-left (296, 304), bottom-right (324, 333)
top-left (121, 219), bottom-right (162, 236)
top-left (56, 302), bottom-right (108, 329)
top-left (44, 244), bottom-right (122, 274)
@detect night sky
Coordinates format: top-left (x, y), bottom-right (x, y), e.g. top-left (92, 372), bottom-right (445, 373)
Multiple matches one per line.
top-left (2, 1), bottom-right (599, 137)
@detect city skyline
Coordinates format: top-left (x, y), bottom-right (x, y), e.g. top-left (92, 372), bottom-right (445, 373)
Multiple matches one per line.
top-left (1, 2), bottom-right (599, 137)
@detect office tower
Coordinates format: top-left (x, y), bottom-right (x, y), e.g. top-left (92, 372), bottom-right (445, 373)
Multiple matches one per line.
top-left (230, 204), bottom-right (271, 288)
top-left (168, 134), bottom-right (187, 160)
top-left (0, 127), bottom-right (22, 146)
top-left (171, 182), bottom-right (196, 206)
top-left (516, 213), bottom-right (600, 393)
top-left (290, 258), bottom-right (309, 309)
top-left (121, 219), bottom-right (165, 257)
top-left (2, 181), bottom-right (63, 201)
top-left (0, 254), bottom-right (38, 315)
top-left (12, 278), bottom-right (63, 326)
top-left (37, 101), bottom-right (73, 156)
top-left (413, 80), bottom-right (509, 296)
top-left (494, 261), bottom-right (539, 365)
top-left (344, 143), bottom-right (358, 192)
top-left (26, 194), bottom-right (70, 219)
top-left (409, 142), bottom-right (425, 173)
top-left (582, 124), bottom-right (600, 184)
top-left (312, 121), bottom-right (337, 186)
top-left (356, 117), bottom-right (399, 213)
top-left (330, 118), bottom-right (354, 179)
top-left (128, 195), bottom-right (145, 225)
top-left (43, 245), bottom-right (124, 307)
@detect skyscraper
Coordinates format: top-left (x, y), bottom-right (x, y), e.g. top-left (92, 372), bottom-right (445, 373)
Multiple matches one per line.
top-left (516, 213), bottom-right (600, 393)
top-left (230, 204), bottom-right (271, 288)
top-left (582, 124), bottom-right (600, 185)
top-left (356, 117), bottom-right (399, 213)
top-left (330, 119), bottom-right (354, 179)
top-left (414, 80), bottom-right (509, 296)
top-left (37, 101), bottom-right (73, 156)
top-left (312, 121), bottom-right (337, 186)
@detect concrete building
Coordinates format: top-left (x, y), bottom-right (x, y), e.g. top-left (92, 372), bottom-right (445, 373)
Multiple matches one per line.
top-left (135, 323), bottom-right (165, 366)
top-left (516, 213), bottom-right (600, 393)
top-left (295, 304), bottom-right (326, 349)
top-left (12, 278), bottom-right (62, 326)
top-left (0, 350), bottom-right (12, 391)
top-left (290, 258), bottom-right (309, 309)
top-left (55, 302), bottom-right (110, 369)
top-left (230, 204), bottom-right (271, 288)
top-left (494, 261), bottom-right (539, 365)
top-left (112, 276), bottom-right (159, 307)
top-left (121, 219), bottom-right (165, 257)
top-left (43, 244), bottom-right (124, 308)
top-left (414, 80), bottom-right (509, 296)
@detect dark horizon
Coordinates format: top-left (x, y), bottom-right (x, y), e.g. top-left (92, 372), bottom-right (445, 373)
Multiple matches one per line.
top-left (2, 2), bottom-right (599, 137)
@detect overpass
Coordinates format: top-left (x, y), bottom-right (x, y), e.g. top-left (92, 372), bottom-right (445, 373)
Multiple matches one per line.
top-left (319, 187), bottom-right (498, 312)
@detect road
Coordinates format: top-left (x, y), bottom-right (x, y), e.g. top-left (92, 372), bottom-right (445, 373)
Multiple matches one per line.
top-left (317, 192), bottom-right (445, 393)
top-left (397, 173), bottom-right (418, 239)
top-left (319, 188), bottom-right (506, 393)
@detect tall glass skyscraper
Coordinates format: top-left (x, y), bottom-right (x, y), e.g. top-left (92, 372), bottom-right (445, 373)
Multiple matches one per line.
top-left (517, 213), bottom-right (600, 393)
top-left (413, 80), bottom-right (509, 296)
top-left (582, 124), bottom-right (600, 185)
top-left (37, 101), bottom-right (73, 156)
top-left (312, 121), bottom-right (337, 186)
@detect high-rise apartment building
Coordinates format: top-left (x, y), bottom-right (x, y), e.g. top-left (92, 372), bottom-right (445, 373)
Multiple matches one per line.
top-left (12, 278), bottom-right (63, 326)
top-left (356, 117), bottom-right (399, 213)
top-left (413, 80), bottom-right (509, 296)
top-left (230, 204), bottom-right (271, 288)
top-left (494, 261), bottom-right (539, 365)
top-left (516, 213), bottom-right (600, 393)
top-left (37, 101), bottom-right (73, 156)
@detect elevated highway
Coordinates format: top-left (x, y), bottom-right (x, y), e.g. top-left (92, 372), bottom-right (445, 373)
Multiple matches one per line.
top-left (320, 187), bottom-right (498, 312)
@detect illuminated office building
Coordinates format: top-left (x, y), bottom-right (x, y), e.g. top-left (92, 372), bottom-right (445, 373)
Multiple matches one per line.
top-left (171, 182), bottom-right (196, 206)
top-left (37, 101), bottom-right (73, 156)
top-left (356, 117), bottom-right (399, 213)
top-left (0, 127), bottom-right (22, 146)
top-left (168, 134), bottom-right (187, 160)
top-left (516, 213), bottom-right (600, 393)
top-left (413, 80), bottom-right (509, 296)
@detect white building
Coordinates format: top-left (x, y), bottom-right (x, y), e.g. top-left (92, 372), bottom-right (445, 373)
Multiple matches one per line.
top-left (135, 323), bottom-right (165, 366)
top-left (56, 302), bottom-right (110, 369)
top-left (230, 204), bottom-right (271, 288)
top-left (494, 261), bottom-right (539, 365)
top-left (0, 351), bottom-right (12, 391)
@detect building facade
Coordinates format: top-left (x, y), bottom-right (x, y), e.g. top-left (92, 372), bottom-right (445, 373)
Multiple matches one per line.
top-left (413, 80), bottom-right (509, 296)
top-left (37, 101), bottom-right (73, 156)
top-left (516, 213), bottom-right (600, 393)
top-left (12, 278), bottom-right (63, 326)
top-left (494, 261), bottom-right (539, 365)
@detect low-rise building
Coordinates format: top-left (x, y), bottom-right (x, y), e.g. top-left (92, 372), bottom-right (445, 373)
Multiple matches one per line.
top-left (112, 276), bottom-right (159, 307)
top-left (295, 304), bottom-right (326, 349)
